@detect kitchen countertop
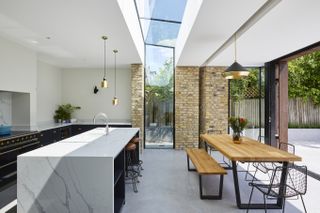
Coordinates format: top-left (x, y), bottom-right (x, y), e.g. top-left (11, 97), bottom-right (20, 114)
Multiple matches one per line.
top-left (19, 127), bottom-right (139, 158)
top-left (11, 119), bottom-right (132, 132)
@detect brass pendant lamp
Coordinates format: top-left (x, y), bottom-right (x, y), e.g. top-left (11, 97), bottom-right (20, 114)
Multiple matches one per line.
top-left (224, 33), bottom-right (249, 79)
top-left (112, 49), bottom-right (119, 106)
top-left (101, 36), bottom-right (108, 88)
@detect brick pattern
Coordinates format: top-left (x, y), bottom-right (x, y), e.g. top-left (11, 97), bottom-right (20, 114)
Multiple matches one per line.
top-left (131, 64), bottom-right (144, 141)
top-left (200, 66), bottom-right (228, 134)
top-left (130, 64), bottom-right (228, 149)
top-left (175, 66), bottom-right (199, 149)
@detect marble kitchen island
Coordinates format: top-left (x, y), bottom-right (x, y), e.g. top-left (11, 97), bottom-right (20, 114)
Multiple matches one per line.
top-left (17, 127), bottom-right (139, 213)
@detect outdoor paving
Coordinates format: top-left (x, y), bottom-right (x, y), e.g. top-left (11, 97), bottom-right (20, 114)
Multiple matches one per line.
top-left (245, 128), bottom-right (320, 175)
top-left (289, 129), bottom-right (320, 175)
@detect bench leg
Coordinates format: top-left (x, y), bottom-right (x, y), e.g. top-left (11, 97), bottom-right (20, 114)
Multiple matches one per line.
top-left (187, 155), bottom-right (196, 172)
top-left (199, 174), bottom-right (224, 200)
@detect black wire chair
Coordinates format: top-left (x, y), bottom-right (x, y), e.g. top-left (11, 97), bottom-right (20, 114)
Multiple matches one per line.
top-left (247, 142), bottom-right (296, 182)
top-left (247, 164), bottom-right (308, 213)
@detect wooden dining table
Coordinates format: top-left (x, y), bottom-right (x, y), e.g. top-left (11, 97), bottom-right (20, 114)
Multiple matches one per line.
top-left (200, 134), bottom-right (302, 210)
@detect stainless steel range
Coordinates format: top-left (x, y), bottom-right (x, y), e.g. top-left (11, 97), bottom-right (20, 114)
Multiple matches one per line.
top-left (0, 131), bottom-right (40, 188)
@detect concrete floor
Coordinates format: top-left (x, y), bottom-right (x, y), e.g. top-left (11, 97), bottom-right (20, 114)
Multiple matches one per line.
top-left (1, 148), bottom-right (318, 213)
top-left (123, 149), bottom-right (319, 213)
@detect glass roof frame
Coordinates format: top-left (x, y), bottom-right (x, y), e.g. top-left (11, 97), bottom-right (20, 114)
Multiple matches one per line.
top-left (133, 0), bottom-right (186, 48)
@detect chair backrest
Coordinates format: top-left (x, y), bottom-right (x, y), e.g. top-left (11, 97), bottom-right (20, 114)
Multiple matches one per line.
top-left (269, 165), bottom-right (307, 197)
top-left (279, 142), bottom-right (295, 154)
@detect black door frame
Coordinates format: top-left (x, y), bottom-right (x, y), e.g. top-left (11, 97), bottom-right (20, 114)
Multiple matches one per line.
top-left (264, 41), bottom-right (320, 147)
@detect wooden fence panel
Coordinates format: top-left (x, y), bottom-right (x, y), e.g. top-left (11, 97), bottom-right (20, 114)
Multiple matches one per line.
top-left (232, 99), bottom-right (265, 127)
top-left (231, 98), bottom-right (320, 127)
top-left (288, 98), bottom-right (320, 125)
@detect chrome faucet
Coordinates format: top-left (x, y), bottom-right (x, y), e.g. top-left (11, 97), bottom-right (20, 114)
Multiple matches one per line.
top-left (93, 112), bottom-right (109, 135)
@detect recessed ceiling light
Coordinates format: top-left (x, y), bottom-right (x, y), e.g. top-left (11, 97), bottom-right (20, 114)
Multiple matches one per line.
top-left (27, 40), bottom-right (39, 44)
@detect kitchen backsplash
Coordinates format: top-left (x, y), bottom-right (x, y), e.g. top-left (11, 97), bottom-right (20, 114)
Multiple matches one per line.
top-left (0, 91), bottom-right (12, 125)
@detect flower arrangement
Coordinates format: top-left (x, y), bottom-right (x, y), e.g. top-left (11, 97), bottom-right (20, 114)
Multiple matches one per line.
top-left (228, 117), bottom-right (248, 142)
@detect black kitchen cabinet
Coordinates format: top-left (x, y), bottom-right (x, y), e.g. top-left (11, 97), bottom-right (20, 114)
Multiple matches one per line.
top-left (71, 125), bottom-right (104, 136)
top-left (114, 149), bottom-right (125, 213)
top-left (40, 124), bottom-right (133, 145)
top-left (40, 126), bottom-right (72, 146)
top-left (109, 124), bottom-right (132, 128)
top-left (39, 129), bottom-right (54, 146)
top-left (0, 132), bottom-right (40, 189)
top-left (52, 128), bottom-right (61, 142)
top-left (60, 126), bottom-right (72, 140)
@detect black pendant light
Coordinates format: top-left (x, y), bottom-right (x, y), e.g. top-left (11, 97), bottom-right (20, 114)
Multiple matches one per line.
top-left (224, 33), bottom-right (249, 79)
top-left (112, 49), bottom-right (119, 106)
top-left (101, 36), bottom-right (108, 88)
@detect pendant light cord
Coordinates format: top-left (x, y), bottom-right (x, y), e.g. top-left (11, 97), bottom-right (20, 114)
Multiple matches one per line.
top-left (234, 33), bottom-right (237, 62)
top-left (114, 50), bottom-right (117, 96)
top-left (104, 38), bottom-right (106, 78)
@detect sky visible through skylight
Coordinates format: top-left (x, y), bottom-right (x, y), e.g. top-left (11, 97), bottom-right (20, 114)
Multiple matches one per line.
top-left (136, 0), bottom-right (187, 47)
top-left (135, 0), bottom-right (187, 86)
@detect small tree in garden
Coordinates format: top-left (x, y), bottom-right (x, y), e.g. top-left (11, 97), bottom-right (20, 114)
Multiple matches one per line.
top-left (145, 58), bottom-right (174, 126)
top-left (288, 51), bottom-right (320, 105)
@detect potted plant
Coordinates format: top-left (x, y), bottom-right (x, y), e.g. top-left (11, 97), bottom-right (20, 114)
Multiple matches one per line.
top-left (228, 117), bottom-right (248, 143)
top-left (54, 104), bottom-right (81, 123)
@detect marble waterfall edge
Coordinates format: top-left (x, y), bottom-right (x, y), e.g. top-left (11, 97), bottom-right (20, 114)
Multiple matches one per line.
top-left (17, 128), bottom-right (139, 213)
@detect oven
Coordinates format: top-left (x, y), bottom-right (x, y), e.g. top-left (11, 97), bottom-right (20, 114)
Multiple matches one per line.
top-left (0, 132), bottom-right (40, 188)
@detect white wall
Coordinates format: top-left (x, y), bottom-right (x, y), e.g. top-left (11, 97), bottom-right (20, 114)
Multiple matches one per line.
top-left (0, 36), bottom-right (37, 126)
top-left (62, 68), bottom-right (131, 121)
top-left (37, 61), bottom-right (62, 123)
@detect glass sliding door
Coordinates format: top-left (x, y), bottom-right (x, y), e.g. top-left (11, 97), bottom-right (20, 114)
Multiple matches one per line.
top-left (144, 45), bottom-right (174, 148)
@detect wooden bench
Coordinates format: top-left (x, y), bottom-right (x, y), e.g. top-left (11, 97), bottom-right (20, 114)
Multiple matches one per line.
top-left (186, 148), bottom-right (227, 200)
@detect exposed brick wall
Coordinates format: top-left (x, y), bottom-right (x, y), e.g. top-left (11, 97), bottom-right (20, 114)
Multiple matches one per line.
top-left (131, 64), bottom-right (144, 141)
top-left (200, 66), bottom-right (228, 134)
top-left (175, 66), bottom-right (199, 149)
top-left (131, 64), bottom-right (228, 149)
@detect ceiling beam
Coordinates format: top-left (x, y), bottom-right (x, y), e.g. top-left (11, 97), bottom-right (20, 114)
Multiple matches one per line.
top-left (201, 0), bottom-right (282, 67)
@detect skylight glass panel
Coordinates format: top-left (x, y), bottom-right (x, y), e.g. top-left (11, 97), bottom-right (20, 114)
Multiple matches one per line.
top-left (136, 0), bottom-right (187, 22)
top-left (142, 19), bottom-right (180, 47)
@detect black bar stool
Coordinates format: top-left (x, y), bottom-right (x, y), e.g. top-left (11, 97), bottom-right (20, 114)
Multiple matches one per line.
top-left (131, 137), bottom-right (143, 175)
top-left (125, 143), bottom-right (139, 193)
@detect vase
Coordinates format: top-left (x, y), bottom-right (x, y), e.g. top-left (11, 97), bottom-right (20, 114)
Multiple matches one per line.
top-left (232, 132), bottom-right (242, 144)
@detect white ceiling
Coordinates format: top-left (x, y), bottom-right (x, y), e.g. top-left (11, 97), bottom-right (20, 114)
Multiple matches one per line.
top-left (178, 0), bottom-right (320, 67)
top-left (0, 0), bottom-right (142, 69)
top-left (211, 0), bottom-right (320, 66)
top-left (176, 0), bottom-right (267, 66)
top-left (1, 0), bottom-right (318, 69)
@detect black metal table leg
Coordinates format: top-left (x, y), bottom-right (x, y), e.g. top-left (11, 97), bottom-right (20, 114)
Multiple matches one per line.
top-left (231, 160), bottom-right (284, 209)
top-left (277, 161), bottom-right (288, 207)
top-left (231, 161), bottom-right (242, 208)
top-left (199, 174), bottom-right (224, 200)
top-left (187, 155), bottom-right (196, 172)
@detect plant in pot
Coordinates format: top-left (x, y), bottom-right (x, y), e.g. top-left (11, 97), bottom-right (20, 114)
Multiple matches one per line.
top-left (54, 104), bottom-right (81, 123)
top-left (228, 117), bottom-right (248, 144)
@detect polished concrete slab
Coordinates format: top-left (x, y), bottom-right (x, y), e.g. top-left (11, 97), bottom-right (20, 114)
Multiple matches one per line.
top-left (123, 149), bottom-right (319, 213)
top-left (1, 149), bottom-right (318, 213)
